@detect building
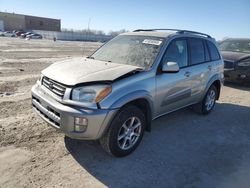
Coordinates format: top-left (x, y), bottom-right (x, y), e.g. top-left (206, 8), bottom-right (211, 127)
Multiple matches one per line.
top-left (0, 12), bottom-right (61, 31)
top-left (0, 20), bottom-right (4, 31)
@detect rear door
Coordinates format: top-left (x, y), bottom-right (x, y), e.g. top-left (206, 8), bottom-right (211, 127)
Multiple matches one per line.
top-left (186, 38), bottom-right (212, 102)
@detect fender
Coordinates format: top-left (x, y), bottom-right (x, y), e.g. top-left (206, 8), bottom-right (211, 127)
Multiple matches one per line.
top-left (202, 73), bottom-right (223, 99)
top-left (108, 90), bottom-right (154, 110)
top-left (99, 90), bottom-right (154, 133)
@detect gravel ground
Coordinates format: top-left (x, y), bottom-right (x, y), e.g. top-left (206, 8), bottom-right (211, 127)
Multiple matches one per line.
top-left (0, 37), bottom-right (249, 188)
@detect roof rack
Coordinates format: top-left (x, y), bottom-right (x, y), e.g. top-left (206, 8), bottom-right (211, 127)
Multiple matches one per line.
top-left (133, 29), bottom-right (212, 38)
top-left (133, 29), bottom-right (182, 32)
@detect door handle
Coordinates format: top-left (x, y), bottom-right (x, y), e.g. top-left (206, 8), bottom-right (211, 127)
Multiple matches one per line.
top-left (184, 71), bottom-right (191, 77)
top-left (207, 65), bottom-right (212, 71)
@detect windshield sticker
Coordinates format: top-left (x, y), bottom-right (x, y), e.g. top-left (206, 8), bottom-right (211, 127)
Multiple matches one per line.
top-left (142, 39), bottom-right (162, 46)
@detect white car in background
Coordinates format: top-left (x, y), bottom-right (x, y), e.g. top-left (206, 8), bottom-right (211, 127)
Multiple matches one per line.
top-left (0, 31), bottom-right (15, 37)
top-left (21, 32), bottom-right (33, 38)
top-left (26, 33), bottom-right (42, 39)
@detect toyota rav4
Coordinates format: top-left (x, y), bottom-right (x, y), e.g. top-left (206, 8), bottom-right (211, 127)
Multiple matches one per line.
top-left (31, 29), bottom-right (224, 157)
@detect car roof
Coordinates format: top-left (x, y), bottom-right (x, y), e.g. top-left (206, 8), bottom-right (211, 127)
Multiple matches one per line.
top-left (121, 31), bottom-right (174, 38)
top-left (121, 29), bottom-right (213, 40)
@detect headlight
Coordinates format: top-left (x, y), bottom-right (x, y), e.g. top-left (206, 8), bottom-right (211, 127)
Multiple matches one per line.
top-left (71, 85), bottom-right (112, 103)
top-left (238, 60), bottom-right (250, 67)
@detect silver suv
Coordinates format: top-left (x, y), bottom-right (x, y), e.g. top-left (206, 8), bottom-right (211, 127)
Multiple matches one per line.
top-left (31, 29), bottom-right (224, 157)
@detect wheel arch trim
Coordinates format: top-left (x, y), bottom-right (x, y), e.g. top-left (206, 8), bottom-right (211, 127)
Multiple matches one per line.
top-left (204, 74), bottom-right (223, 100)
top-left (100, 90), bottom-right (154, 134)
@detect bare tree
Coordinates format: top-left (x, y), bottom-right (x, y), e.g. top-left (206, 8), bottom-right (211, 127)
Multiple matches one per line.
top-left (61, 28), bottom-right (128, 36)
top-left (108, 29), bottom-right (129, 36)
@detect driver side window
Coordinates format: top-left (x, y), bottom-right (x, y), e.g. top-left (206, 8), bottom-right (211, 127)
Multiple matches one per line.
top-left (162, 39), bottom-right (188, 68)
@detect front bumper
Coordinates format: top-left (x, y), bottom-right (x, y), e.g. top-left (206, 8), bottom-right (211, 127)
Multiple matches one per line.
top-left (31, 83), bottom-right (117, 140)
top-left (224, 68), bottom-right (250, 82)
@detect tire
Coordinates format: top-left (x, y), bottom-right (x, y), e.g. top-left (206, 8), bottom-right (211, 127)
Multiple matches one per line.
top-left (193, 85), bottom-right (218, 115)
top-left (100, 105), bottom-right (146, 157)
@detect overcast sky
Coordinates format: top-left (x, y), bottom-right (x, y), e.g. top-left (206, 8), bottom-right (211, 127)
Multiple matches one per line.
top-left (0, 0), bottom-right (249, 40)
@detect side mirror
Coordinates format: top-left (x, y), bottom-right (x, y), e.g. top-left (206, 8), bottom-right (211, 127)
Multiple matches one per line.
top-left (162, 62), bottom-right (180, 73)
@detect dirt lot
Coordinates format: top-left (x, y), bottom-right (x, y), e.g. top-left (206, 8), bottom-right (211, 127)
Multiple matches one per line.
top-left (0, 37), bottom-right (249, 188)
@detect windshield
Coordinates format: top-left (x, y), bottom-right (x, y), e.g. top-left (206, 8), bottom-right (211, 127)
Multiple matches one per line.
top-left (91, 35), bottom-right (164, 69)
top-left (219, 40), bottom-right (250, 53)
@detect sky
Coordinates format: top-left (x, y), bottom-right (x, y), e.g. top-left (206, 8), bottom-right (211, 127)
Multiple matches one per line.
top-left (0, 0), bottom-right (249, 40)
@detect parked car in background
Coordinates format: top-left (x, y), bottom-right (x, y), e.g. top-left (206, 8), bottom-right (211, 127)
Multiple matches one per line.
top-left (1, 31), bottom-right (15, 37)
top-left (21, 32), bottom-right (33, 38)
top-left (27, 33), bottom-right (42, 39)
top-left (15, 30), bottom-right (25, 37)
top-left (220, 38), bottom-right (250, 83)
top-left (32, 29), bottom-right (224, 157)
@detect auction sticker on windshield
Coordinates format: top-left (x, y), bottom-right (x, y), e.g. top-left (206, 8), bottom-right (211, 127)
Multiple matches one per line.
top-left (142, 39), bottom-right (162, 45)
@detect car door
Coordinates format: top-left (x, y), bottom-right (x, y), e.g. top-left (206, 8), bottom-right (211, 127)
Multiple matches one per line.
top-left (155, 38), bottom-right (194, 116)
top-left (187, 38), bottom-right (213, 102)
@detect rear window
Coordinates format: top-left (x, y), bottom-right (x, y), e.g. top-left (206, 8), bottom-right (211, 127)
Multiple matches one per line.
top-left (189, 38), bottom-right (205, 65)
top-left (207, 41), bottom-right (220, 61)
top-left (219, 39), bottom-right (250, 53)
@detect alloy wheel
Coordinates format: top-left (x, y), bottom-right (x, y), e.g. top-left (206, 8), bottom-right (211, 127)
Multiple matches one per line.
top-left (117, 117), bottom-right (142, 150)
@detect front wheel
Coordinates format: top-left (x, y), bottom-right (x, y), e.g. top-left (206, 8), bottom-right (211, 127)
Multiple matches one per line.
top-left (100, 105), bottom-right (146, 157)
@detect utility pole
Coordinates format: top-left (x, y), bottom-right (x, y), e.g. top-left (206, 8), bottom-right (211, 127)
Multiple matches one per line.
top-left (87, 18), bottom-right (91, 32)
top-left (83, 18), bottom-right (91, 57)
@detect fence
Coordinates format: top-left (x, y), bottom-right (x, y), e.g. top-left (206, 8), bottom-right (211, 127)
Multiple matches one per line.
top-left (32, 30), bottom-right (113, 42)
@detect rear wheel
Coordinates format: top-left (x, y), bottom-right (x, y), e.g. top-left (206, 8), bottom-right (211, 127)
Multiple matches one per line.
top-left (193, 85), bottom-right (218, 115)
top-left (100, 105), bottom-right (146, 157)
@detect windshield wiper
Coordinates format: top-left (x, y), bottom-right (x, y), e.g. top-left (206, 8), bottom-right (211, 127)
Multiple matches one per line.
top-left (86, 56), bottom-right (112, 62)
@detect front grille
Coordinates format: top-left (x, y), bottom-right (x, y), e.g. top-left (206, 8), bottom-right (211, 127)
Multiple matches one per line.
top-left (32, 96), bottom-right (61, 127)
top-left (42, 76), bottom-right (66, 98)
top-left (224, 61), bottom-right (234, 69)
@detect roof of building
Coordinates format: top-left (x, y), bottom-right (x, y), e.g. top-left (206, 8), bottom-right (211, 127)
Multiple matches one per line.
top-left (0, 11), bottom-right (60, 21)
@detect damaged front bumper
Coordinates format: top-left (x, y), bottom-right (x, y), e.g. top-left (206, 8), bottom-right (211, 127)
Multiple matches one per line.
top-left (31, 83), bottom-right (117, 140)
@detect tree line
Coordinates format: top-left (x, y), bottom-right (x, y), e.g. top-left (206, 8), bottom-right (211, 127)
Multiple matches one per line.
top-left (61, 28), bottom-right (129, 36)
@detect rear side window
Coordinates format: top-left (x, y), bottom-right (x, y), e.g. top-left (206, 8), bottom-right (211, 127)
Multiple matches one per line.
top-left (207, 41), bottom-right (220, 61)
top-left (189, 38), bottom-right (205, 65)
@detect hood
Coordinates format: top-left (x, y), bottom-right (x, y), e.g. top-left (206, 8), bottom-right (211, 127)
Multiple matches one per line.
top-left (221, 51), bottom-right (250, 62)
top-left (41, 57), bottom-right (142, 86)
